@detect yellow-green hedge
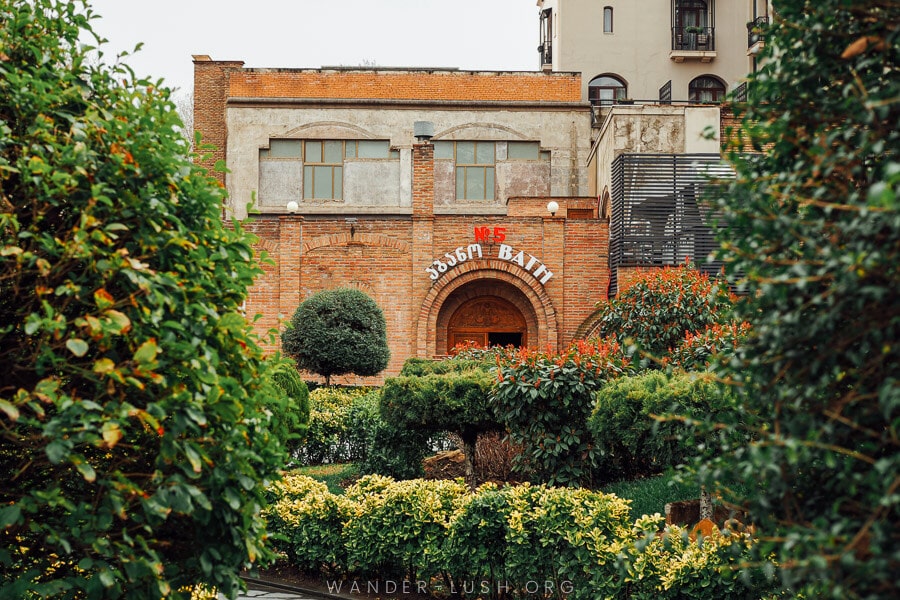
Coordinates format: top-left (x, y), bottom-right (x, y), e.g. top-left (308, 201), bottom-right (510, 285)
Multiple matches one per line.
top-left (266, 474), bottom-right (764, 598)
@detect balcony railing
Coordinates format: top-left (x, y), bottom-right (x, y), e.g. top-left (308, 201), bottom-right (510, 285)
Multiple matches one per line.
top-left (671, 26), bottom-right (715, 51)
top-left (747, 16), bottom-right (768, 47)
top-left (538, 42), bottom-right (552, 68)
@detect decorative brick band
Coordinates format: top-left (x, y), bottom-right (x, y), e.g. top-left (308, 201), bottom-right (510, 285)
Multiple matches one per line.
top-left (302, 232), bottom-right (410, 254)
top-left (228, 70), bottom-right (582, 103)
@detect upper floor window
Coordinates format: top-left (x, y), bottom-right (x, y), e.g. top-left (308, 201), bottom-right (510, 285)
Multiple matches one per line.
top-left (434, 141), bottom-right (496, 201)
top-left (259, 139), bottom-right (397, 200)
top-left (675, 0), bottom-right (709, 30)
top-left (673, 0), bottom-right (713, 50)
top-left (688, 75), bottom-right (726, 103)
top-left (603, 7), bottom-right (613, 33)
top-left (539, 8), bottom-right (553, 66)
top-left (588, 74), bottom-right (627, 106)
top-left (303, 140), bottom-right (343, 200)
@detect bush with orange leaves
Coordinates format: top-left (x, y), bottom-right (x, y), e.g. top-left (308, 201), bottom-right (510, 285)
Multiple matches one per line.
top-left (594, 264), bottom-right (737, 368)
top-left (491, 339), bottom-right (633, 487)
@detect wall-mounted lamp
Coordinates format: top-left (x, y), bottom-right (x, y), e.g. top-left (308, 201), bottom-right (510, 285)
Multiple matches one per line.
top-left (547, 200), bottom-right (560, 217)
top-left (286, 200), bottom-right (299, 214)
top-left (413, 120), bottom-right (434, 144)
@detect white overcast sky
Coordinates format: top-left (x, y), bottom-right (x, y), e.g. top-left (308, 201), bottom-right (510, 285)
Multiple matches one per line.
top-left (85, 1), bottom-right (540, 97)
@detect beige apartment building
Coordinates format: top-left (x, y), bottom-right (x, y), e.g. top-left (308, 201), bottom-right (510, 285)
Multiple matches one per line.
top-left (537, 0), bottom-right (772, 104)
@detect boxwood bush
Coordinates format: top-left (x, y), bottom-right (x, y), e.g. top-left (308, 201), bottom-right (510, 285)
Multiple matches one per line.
top-left (589, 371), bottom-right (738, 481)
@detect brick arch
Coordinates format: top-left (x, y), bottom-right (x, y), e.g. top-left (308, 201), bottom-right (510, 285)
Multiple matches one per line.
top-left (303, 232), bottom-right (410, 254)
top-left (417, 259), bottom-right (558, 357)
top-left (281, 121), bottom-right (379, 139)
top-left (573, 306), bottom-right (608, 340)
top-left (433, 122), bottom-right (530, 141)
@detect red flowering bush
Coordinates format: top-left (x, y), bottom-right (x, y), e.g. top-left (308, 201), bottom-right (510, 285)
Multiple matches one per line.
top-left (595, 264), bottom-right (736, 366)
top-left (491, 339), bottom-right (632, 487)
top-left (664, 321), bottom-right (752, 371)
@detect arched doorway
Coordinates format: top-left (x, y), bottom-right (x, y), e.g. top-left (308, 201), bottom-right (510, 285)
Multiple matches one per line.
top-left (447, 295), bottom-right (527, 352)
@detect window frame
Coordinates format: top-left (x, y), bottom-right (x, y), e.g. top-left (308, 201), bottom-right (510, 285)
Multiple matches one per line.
top-left (603, 6), bottom-right (613, 33)
top-left (688, 75), bottom-right (726, 103)
top-left (588, 74), bottom-right (627, 106)
top-left (451, 141), bottom-right (496, 201)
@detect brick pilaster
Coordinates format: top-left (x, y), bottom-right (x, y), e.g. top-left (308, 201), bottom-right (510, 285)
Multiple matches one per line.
top-left (542, 215), bottom-right (565, 351)
top-left (278, 215), bottom-right (303, 327)
top-left (192, 55), bottom-right (244, 187)
top-left (411, 142), bottom-right (435, 357)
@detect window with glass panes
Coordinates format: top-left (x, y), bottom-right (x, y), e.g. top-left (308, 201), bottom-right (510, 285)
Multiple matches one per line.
top-left (303, 140), bottom-right (343, 200)
top-left (452, 141), bottom-right (495, 201)
top-left (688, 76), bottom-right (725, 103)
top-left (301, 140), bottom-right (397, 200)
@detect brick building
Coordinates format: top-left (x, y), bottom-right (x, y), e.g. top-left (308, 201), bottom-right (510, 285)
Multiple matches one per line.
top-left (194, 61), bottom-right (605, 381)
top-left (193, 1), bottom-right (770, 382)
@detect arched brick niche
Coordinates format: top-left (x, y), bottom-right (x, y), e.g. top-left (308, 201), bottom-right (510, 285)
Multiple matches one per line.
top-left (417, 259), bottom-right (558, 357)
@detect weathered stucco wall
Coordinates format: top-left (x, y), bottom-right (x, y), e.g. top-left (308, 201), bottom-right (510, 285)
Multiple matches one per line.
top-left (227, 103), bottom-right (591, 219)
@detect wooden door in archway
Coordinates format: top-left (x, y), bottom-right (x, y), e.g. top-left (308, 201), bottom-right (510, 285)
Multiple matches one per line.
top-left (447, 296), bottom-right (527, 353)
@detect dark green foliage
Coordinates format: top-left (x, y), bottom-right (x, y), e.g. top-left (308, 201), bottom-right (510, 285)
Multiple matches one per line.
top-left (589, 371), bottom-right (738, 481)
top-left (354, 418), bottom-right (430, 480)
top-left (594, 265), bottom-right (735, 366)
top-left (268, 360), bottom-right (311, 454)
top-left (695, 2), bottom-right (900, 597)
top-left (662, 321), bottom-right (751, 372)
top-left (380, 358), bottom-right (499, 487)
top-left (491, 340), bottom-right (632, 487)
top-left (381, 361), bottom-right (498, 435)
top-left (0, 1), bottom-right (285, 597)
top-left (281, 288), bottom-right (389, 385)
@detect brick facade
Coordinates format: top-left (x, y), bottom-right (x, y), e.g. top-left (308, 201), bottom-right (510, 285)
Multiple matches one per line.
top-left (228, 69), bottom-right (582, 103)
top-left (197, 59), bottom-right (609, 384)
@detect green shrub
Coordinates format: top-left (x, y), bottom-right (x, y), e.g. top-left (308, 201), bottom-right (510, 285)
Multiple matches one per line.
top-left (298, 387), bottom-right (366, 464)
top-left (617, 515), bottom-right (761, 599)
top-left (697, 1), bottom-right (900, 596)
top-left (265, 473), bottom-right (351, 573)
top-left (265, 475), bottom-right (762, 599)
top-left (268, 359), bottom-right (311, 456)
top-left (594, 265), bottom-right (735, 367)
top-left (492, 339), bottom-right (632, 487)
top-left (381, 359), bottom-right (499, 488)
top-left (281, 288), bottom-right (390, 385)
top-left (663, 321), bottom-right (751, 372)
top-left (342, 476), bottom-right (469, 581)
top-left (589, 371), bottom-right (738, 480)
top-left (359, 399), bottom-right (433, 479)
top-left (501, 484), bottom-right (632, 600)
top-left (346, 390), bottom-right (380, 462)
top-left (443, 483), bottom-right (514, 592)
top-left (0, 2), bottom-right (283, 597)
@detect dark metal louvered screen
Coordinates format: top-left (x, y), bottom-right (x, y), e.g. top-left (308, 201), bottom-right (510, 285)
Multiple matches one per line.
top-left (609, 153), bottom-right (734, 296)
top-left (659, 80), bottom-right (672, 104)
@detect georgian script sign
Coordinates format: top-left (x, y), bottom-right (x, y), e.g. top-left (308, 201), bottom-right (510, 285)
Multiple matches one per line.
top-left (425, 242), bottom-right (554, 285)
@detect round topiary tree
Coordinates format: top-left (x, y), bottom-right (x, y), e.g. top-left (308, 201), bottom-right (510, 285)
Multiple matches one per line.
top-left (282, 288), bottom-right (390, 385)
top-left (0, 2), bottom-right (285, 597)
top-left (380, 357), bottom-right (500, 489)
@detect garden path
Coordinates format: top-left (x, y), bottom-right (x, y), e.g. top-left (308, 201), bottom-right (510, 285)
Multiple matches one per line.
top-left (228, 581), bottom-right (322, 600)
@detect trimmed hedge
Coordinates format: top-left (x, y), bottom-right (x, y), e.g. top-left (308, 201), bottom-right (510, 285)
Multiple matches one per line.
top-left (589, 371), bottom-right (738, 480)
top-left (265, 474), bottom-right (762, 598)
